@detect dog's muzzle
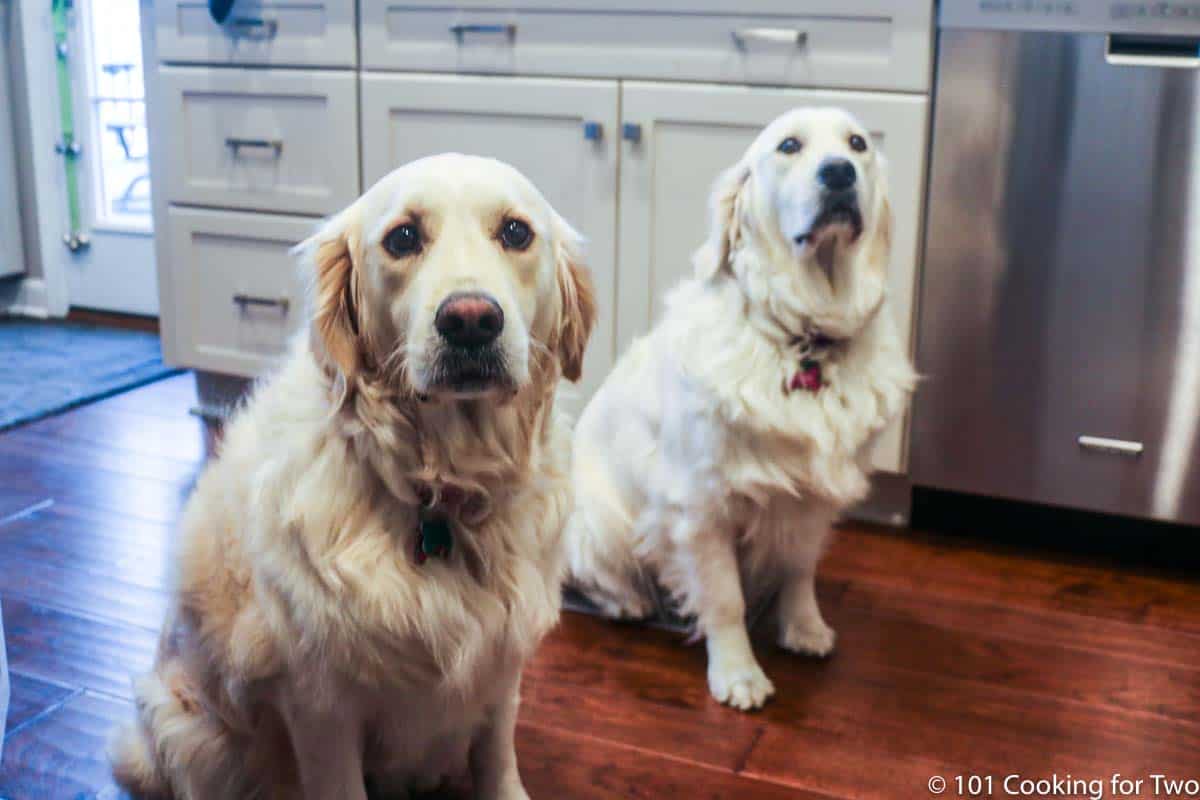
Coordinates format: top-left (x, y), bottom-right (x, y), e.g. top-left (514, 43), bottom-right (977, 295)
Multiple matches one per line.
top-left (427, 292), bottom-right (513, 395)
top-left (793, 191), bottom-right (864, 247)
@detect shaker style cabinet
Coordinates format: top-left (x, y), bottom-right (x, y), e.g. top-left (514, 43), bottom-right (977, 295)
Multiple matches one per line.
top-left (147, 0), bottom-right (934, 475)
top-left (616, 82), bottom-right (928, 472)
top-left (360, 73), bottom-right (620, 411)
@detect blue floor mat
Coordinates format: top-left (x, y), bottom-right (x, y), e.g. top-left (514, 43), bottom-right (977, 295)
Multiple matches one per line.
top-left (0, 319), bottom-right (183, 431)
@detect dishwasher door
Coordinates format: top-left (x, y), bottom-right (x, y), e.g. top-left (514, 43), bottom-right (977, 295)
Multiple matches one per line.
top-left (912, 27), bottom-right (1200, 525)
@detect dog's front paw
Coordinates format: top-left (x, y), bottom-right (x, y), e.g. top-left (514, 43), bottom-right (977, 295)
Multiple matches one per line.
top-left (779, 617), bottom-right (837, 658)
top-left (707, 660), bottom-right (775, 711)
top-left (495, 778), bottom-right (532, 800)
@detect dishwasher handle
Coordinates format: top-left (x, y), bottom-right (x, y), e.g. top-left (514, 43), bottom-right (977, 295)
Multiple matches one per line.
top-left (1106, 34), bottom-right (1200, 69)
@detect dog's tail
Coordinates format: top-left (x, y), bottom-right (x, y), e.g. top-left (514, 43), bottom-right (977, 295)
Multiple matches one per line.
top-left (109, 665), bottom-right (247, 800)
top-left (109, 696), bottom-right (171, 799)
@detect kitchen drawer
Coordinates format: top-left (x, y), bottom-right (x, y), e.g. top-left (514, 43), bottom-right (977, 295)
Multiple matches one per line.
top-left (155, 0), bottom-right (356, 68)
top-left (361, 0), bottom-right (932, 93)
top-left (168, 207), bottom-right (310, 377)
top-left (160, 68), bottom-right (359, 216)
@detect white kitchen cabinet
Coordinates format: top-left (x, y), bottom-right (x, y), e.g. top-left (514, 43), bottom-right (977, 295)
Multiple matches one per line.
top-left (160, 67), bottom-right (360, 216)
top-left (616, 81), bottom-right (928, 473)
top-left (360, 0), bottom-right (932, 93)
top-left (361, 72), bottom-right (620, 411)
top-left (168, 207), bottom-right (312, 377)
top-left (155, 0), bottom-right (357, 68)
top-left (148, 1), bottom-right (934, 495)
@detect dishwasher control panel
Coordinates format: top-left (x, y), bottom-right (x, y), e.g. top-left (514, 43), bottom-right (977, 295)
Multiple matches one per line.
top-left (941, 0), bottom-right (1200, 35)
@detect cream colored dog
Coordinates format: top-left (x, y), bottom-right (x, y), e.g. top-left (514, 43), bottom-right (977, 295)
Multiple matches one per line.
top-left (565, 108), bottom-right (914, 710)
top-left (110, 154), bottom-right (595, 798)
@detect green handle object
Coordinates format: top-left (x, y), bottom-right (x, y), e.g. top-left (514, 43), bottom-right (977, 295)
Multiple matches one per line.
top-left (52, 0), bottom-right (88, 252)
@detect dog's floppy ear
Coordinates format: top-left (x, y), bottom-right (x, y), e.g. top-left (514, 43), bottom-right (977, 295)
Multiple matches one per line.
top-left (864, 157), bottom-right (892, 275)
top-left (297, 208), bottom-right (364, 379)
top-left (692, 160), bottom-right (750, 282)
top-left (552, 217), bottom-right (596, 383)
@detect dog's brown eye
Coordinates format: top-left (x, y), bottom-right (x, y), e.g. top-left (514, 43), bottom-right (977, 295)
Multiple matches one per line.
top-left (383, 223), bottom-right (421, 258)
top-left (499, 218), bottom-right (533, 251)
top-left (777, 137), bottom-right (802, 155)
top-left (849, 134), bottom-right (868, 153)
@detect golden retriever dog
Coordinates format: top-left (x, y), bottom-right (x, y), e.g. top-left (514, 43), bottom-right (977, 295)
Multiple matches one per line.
top-left (564, 108), bottom-right (914, 710)
top-left (109, 153), bottom-right (595, 798)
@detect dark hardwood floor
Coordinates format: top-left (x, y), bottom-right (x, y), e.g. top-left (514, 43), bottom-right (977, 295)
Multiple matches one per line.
top-left (2, 373), bottom-right (1199, 799)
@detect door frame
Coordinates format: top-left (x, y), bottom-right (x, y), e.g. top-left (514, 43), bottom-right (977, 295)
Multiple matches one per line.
top-left (1, 0), bottom-right (70, 316)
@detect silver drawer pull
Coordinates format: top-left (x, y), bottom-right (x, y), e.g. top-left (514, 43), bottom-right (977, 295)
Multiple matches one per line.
top-left (450, 23), bottom-right (516, 40)
top-left (1078, 435), bottom-right (1144, 457)
top-left (229, 17), bottom-right (279, 40)
top-left (226, 137), bottom-right (283, 157)
top-left (731, 27), bottom-right (808, 49)
top-left (1106, 34), bottom-right (1200, 69)
top-left (233, 294), bottom-right (290, 313)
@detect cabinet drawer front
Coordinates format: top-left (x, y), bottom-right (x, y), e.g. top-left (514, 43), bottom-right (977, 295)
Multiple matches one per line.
top-left (361, 72), bottom-right (619, 415)
top-left (616, 82), bottom-right (929, 473)
top-left (361, 1), bottom-right (931, 93)
top-left (160, 68), bottom-right (359, 216)
top-left (169, 208), bottom-right (311, 377)
top-left (156, 1), bottom-right (356, 68)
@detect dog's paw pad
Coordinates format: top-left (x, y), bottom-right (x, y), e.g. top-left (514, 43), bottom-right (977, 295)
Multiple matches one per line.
top-left (708, 662), bottom-right (775, 711)
top-left (779, 620), bottom-right (837, 658)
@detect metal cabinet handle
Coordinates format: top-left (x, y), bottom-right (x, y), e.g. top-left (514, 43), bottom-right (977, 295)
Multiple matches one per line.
top-left (228, 17), bottom-right (279, 40)
top-left (582, 121), bottom-right (603, 141)
top-left (450, 23), bottom-right (516, 40)
top-left (1078, 435), bottom-right (1144, 457)
top-left (731, 27), bottom-right (807, 49)
top-left (621, 123), bottom-right (642, 143)
top-left (1106, 34), bottom-right (1200, 69)
top-left (233, 294), bottom-right (290, 313)
top-left (226, 137), bottom-right (283, 157)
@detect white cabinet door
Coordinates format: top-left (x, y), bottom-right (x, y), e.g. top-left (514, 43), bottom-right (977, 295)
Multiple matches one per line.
top-left (361, 72), bottom-right (619, 414)
top-left (169, 207), bottom-right (312, 377)
top-left (616, 81), bottom-right (928, 473)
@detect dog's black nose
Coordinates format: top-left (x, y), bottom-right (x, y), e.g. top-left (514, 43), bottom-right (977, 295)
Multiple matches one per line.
top-left (818, 158), bottom-right (857, 192)
top-left (435, 292), bottom-right (504, 348)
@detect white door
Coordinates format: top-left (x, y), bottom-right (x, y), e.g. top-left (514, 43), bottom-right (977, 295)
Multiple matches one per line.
top-left (0, 0), bottom-right (24, 278)
top-left (361, 72), bottom-right (619, 413)
top-left (65, 0), bottom-right (158, 314)
top-left (616, 81), bottom-right (928, 473)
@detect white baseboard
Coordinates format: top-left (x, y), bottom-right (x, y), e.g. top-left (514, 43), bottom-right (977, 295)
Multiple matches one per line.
top-left (0, 277), bottom-right (51, 318)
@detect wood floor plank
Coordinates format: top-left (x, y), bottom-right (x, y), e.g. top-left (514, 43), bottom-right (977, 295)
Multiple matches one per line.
top-left (824, 525), bottom-right (1200, 635)
top-left (740, 642), bottom-right (1200, 799)
top-left (1, 596), bottom-right (157, 701)
top-left (516, 719), bottom-right (831, 800)
top-left (823, 583), bottom-right (1200, 726)
top-left (4, 673), bottom-right (76, 736)
top-left (0, 428), bottom-right (203, 486)
top-left (0, 503), bottom-right (175, 594)
top-left (838, 576), bottom-right (1200, 672)
top-left (86, 373), bottom-right (198, 422)
top-left (522, 611), bottom-right (769, 773)
top-left (25, 401), bottom-right (208, 466)
top-left (0, 489), bottom-right (50, 528)
top-left (0, 448), bottom-right (191, 525)
top-left (0, 691), bottom-right (131, 800)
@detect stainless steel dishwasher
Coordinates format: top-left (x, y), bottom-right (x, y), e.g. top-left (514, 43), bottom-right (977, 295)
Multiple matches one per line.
top-left (913, 2), bottom-right (1200, 525)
